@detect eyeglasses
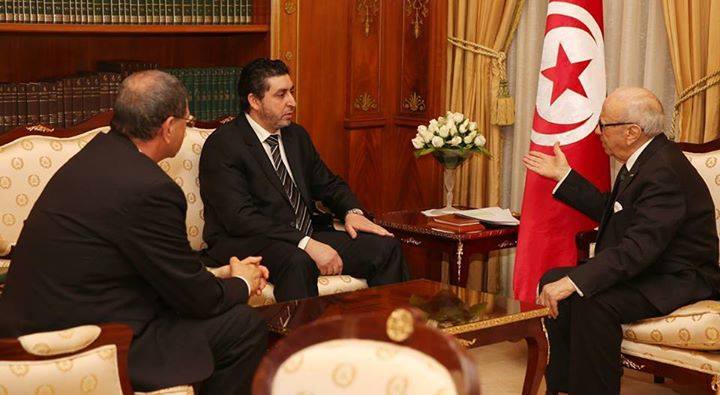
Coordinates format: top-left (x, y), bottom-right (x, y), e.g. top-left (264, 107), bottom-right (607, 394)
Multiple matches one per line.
top-left (598, 121), bottom-right (635, 133)
top-left (176, 115), bottom-right (196, 128)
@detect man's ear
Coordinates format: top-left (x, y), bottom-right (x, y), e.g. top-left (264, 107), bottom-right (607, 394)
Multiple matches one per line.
top-left (625, 124), bottom-right (643, 145)
top-left (159, 116), bottom-right (174, 143)
top-left (248, 93), bottom-right (262, 111)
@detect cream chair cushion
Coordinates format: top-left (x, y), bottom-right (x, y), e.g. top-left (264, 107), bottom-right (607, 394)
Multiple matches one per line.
top-left (248, 275), bottom-right (370, 306)
top-left (136, 385), bottom-right (195, 395)
top-left (622, 339), bottom-right (720, 375)
top-left (0, 344), bottom-right (124, 395)
top-left (623, 300), bottom-right (720, 350)
top-left (272, 339), bottom-right (457, 395)
top-left (0, 128), bottom-right (109, 246)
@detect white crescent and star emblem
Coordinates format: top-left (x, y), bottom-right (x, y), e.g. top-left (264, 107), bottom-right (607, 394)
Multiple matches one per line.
top-left (531, 1), bottom-right (605, 147)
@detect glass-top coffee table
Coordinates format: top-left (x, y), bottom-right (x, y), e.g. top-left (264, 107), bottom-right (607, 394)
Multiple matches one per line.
top-left (255, 279), bottom-right (549, 395)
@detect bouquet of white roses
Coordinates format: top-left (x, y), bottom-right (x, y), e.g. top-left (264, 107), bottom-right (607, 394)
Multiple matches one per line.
top-left (411, 112), bottom-right (490, 157)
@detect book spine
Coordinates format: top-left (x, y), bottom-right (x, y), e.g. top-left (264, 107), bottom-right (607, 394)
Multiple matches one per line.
top-left (101, 0), bottom-right (109, 23)
top-left (26, 83), bottom-right (40, 126)
top-left (203, 0), bottom-right (210, 24)
top-left (39, 82), bottom-right (51, 125)
top-left (137, 0), bottom-right (145, 24)
top-left (110, 0), bottom-right (118, 23)
top-left (0, 84), bottom-right (7, 133)
top-left (165, 0), bottom-right (173, 24)
top-left (71, 77), bottom-right (82, 125)
top-left (61, 79), bottom-right (72, 127)
top-left (247, 0), bottom-right (251, 23)
top-left (47, 82), bottom-right (58, 127)
top-left (53, 80), bottom-right (63, 128)
top-left (16, 84), bottom-right (27, 128)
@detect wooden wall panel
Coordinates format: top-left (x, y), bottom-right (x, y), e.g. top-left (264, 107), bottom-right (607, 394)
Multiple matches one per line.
top-left (294, 0), bottom-right (349, 178)
top-left (0, 33), bottom-right (270, 83)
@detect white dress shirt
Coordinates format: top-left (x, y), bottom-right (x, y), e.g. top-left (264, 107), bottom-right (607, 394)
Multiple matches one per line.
top-left (245, 113), bottom-right (311, 250)
top-left (551, 136), bottom-right (657, 296)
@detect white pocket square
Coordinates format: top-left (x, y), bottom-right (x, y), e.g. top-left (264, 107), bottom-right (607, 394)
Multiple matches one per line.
top-left (613, 201), bottom-right (623, 213)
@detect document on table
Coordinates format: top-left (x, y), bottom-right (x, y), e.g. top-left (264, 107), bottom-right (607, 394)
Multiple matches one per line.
top-left (454, 207), bottom-right (519, 226)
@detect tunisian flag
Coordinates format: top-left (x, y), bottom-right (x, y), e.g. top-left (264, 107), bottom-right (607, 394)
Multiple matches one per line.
top-left (513, 0), bottom-right (610, 303)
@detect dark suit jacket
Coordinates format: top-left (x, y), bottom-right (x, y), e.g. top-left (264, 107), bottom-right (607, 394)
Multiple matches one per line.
top-left (0, 130), bottom-right (249, 380)
top-left (555, 134), bottom-right (720, 314)
top-left (199, 115), bottom-right (362, 258)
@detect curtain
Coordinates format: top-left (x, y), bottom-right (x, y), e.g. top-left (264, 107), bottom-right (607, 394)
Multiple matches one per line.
top-left (663, 0), bottom-right (720, 142)
top-left (446, 0), bottom-right (523, 292)
top-left (496, 0), bottom-right (676, 295)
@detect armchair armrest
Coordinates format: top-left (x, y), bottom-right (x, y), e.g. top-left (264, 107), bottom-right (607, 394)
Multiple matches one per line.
top-left (576, 229), bottom-right (598, 263)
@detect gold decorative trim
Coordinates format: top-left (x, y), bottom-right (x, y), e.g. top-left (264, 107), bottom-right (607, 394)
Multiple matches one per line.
top-left (404, 0), bottom-right (429, 39)
top-left (284, 50), bottom-right (294, 61)
top-left (26, 125), bottom-right (54, 133)
top-left (218, 116), bottom-right (236, 125)
top-left (403, 91), bottom-right (426, 112)
top-left (387, 308), bottom-right (414, 342)
top-left (356, 0), bottom-right (380, 37)
top-left (456, 337), bottom-right (477, 348)
top-left (621, 355), bottom-right (645, 371)
top-left (353, 92), bottom-right (378, 112)
top-left (441, 308), bottom-right (549, 335)
top-left (283, 0), bottom-right (297, 15)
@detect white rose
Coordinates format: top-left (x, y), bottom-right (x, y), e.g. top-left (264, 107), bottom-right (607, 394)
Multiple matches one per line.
top-left (411, 136), bottom-right (425, 149)
top-left (438, 125), bottom-right (449, 138)
top-left (463, 134), bottom-right (474, 144)
top-left (469, 122), bottom-right (477, 132)
top-left (453, 112), bottom-right (464, 123)
top-left (459, 123), bottom-right (468, 133)
top-left (438, 116), bottom-right (446, 125)
top-left (420, 130), bottom-right (434, 142)
top-left (449, 126), bottom-right (458, 136)
top-left (474, 135), bottom-right (487, 147)
top-left (431, 136), bottom-right (445, 148)
top-left (450, 136), bottom-right (462, 146)
top-left (429, 123), bottom-right (440, 133)
top-left (446, 111), bottom-right (453, 118)
top-left (417, 124), bottom-right (428, 134)
top-left (429, 119), bottom-right (438, 127)
top-left (466, 130), bottom-right (477, 141)
top-left (455, 123), bottom-right (465, 134)
top-left (461, 119), bottom-right (470, 129)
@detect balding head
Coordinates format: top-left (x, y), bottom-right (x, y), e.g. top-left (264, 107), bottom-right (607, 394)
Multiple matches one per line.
top-left (603, 87), bottom-right (665, 137)
top-left (111, 70), bottom-right (188, 140)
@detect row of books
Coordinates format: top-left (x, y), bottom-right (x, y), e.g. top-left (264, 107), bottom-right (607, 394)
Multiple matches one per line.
top-left (0, 63), bottom-right (243, 133)
top-left (0, 72), bottom-right (122, 133)
top-left (165, 67), bottom-right (243, 122)
top-left (0, 1), bottom-right (254, 24)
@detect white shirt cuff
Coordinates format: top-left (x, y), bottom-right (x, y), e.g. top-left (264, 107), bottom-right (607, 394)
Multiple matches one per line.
top-left (298, 236), bottom-right (310, 250)
top-left (552, 169), bottom-right (572, 194)
top-left (233, 275), bottom-right (253, 297)
top-left (568, 277), bottom-right (584, 297)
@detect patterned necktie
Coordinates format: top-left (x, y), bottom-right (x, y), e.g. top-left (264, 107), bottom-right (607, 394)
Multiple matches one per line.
top-left (265, 134), bottom-right (313, 236)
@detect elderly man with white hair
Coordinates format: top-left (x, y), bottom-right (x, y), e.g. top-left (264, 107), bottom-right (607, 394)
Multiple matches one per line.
top-left (523, 87), bottom-right (720, 394)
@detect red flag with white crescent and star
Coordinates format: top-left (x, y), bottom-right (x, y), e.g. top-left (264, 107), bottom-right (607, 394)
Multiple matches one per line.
top-left (513, 0), bottom-right (610, 303)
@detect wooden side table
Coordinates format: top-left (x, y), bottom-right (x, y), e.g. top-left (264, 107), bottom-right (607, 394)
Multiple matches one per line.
top-left (374, 210), bottom-right (518, 289)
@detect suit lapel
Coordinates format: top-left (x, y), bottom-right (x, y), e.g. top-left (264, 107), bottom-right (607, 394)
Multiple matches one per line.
top-left (280, 128), bottom-right (313, 206)
top-left (596, 134), bottom-right (669, 245)
top-left (236, 116), bottom-right (290, 205)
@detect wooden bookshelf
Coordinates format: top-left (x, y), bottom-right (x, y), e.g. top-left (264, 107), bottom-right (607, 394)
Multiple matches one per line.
top-left (0, 23), bottom-right (270, 34)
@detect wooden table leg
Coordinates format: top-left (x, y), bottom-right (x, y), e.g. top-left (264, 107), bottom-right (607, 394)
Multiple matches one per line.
top-left (522, 318), bottom-right (549, 395)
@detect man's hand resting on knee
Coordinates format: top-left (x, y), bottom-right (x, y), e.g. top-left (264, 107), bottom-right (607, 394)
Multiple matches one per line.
top-left (305, 239), bottom-right (343, 275)
top-left (537, 276), bottom-right (576, 319)
top-left (344, 213), bottom-right (393, 239)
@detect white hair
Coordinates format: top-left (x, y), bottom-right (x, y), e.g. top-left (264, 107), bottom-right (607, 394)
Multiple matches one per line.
top-left (620, 89), bottom-right (666, 137)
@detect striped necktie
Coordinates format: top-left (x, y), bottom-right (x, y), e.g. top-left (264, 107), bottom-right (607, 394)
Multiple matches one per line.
top-left (265, 134), bottom-right (313, 236)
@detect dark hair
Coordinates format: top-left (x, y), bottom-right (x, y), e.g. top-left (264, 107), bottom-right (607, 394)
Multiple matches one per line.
top-left (111, 70), bottom-right (188, 140)
top-left (237, 58), bottom-right (290, 112)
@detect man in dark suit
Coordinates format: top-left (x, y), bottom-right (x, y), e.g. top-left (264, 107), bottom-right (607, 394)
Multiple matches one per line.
top-left (200, 58), bottom-right (409, 302)
top-left (523, 87), bottom-right (720, 394)
top-left (0, 70), bottom-right (269, 395)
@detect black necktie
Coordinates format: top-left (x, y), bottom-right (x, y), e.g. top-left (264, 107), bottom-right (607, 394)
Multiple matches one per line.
top-left (610, 165), bottom-right (629, 201)
top-left (265, 134), bottom-right (313, 236)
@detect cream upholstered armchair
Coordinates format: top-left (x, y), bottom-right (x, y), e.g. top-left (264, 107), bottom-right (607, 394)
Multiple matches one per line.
top-left (252, 308), bottom-right (480, 395)
top-left (0, 323), bottom-right (193, 395)
top-left (0, 112), bottom-right (368, 307)
top-left (576, 138), bottom-right (720, 393)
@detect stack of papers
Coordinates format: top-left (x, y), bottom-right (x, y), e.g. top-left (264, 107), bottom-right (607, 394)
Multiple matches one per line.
top-left (422, 206), bottom-right (519, 226)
